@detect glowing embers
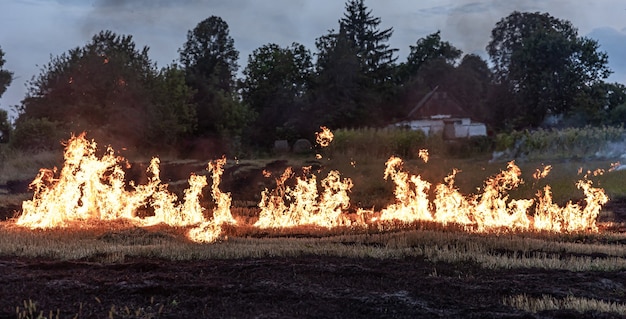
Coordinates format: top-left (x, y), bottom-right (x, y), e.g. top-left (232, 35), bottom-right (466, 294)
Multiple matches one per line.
top-left (376, 157), bottom-right (608, 232)
top-left (16, 133), bottom-right (235, 242)
top-left (254, 167), bottom-right (361, 229)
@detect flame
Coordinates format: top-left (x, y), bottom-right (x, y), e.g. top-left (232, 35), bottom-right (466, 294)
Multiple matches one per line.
top-left (533, 165), bottom-right (552, 180)
top-left (315, 126), bottom-right (334, 148)
top-left (378, 156), bottom-right (433, 222)
top-left (13, 133), bottom-right (611, 243)
top-left (254, 167), bottom-right (358, 228)
top-left (375, 158), bottom-right (607, 233)
top-left (418, 149), bottom-right (429, 163)
top-left (433, 169), bottom-right (474, 226)
top-left (16, 133), bottom-right (234, 243)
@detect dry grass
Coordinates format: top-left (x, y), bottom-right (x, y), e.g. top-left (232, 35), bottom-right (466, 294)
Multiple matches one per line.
top-left (504, 294), bottom-right (626, 315)
top-left (0, 148), bottom-right (62, 184)
top-left (1, 220), bottom-right (625, 272)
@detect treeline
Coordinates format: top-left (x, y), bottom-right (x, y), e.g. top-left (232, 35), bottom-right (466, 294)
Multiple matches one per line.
top-left (0, 1), bottom-right (625, 157)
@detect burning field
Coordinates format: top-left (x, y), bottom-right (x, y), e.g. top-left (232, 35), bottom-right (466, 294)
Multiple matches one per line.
top-left (1, 128), bottom-right (626, 318)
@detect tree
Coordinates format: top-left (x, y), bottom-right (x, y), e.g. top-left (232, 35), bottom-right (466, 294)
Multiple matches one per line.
top-left (399, 31), bottom-right (462, 82)
top-left (570, 82), bottom-right (626, 126)
top-left (487, 11), bottom-right (611, 128)
top-left (179, 16), bottom-right (249, 138)
top-left (340, 0), bottom-right (397, 85)
top-left (0, 47), bottom-right (13, 142)
top-left (311, 0), bottom-right (398, 128)
top-left (311, 27), bottom-right (363, 128)
top-left (0, 46), bottom-right (12, 100)
top-left (241, 43), bottom-right (313, 146)
top-left (147, 64), bottom-right (197, 146)
top-left (16, 31), bottom-right (193, 151)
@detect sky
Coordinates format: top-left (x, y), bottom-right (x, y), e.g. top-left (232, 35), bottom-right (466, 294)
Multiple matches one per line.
top-left (1, 0), bottom-right (626, 119)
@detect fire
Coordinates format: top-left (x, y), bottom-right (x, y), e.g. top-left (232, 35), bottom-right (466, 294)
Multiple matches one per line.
top-left (316, 126), bottom-right (334, 147)
top-left (13, 132), bottom-right (612, 244)
top-left (418, 149), bottom-right (429, 163)
top-left (378, 156), bottom-right (432, 222)
top-left (16, 133), bottom-right (234, 242)
top-left (254, 166), bottom-right (359, 228)
top-left (375, 158), bottom-right (607, 233)
top-left (533, 165), bottom-right (552, 180)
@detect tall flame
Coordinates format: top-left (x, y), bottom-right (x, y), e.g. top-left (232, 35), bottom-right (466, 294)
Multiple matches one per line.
top-left (14, 131), bottom-right (611, 243)
top-left (254, 167), bottom-right (357, 228)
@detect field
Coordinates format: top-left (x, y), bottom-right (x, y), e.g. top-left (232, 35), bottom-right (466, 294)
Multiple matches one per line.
top-left (1, 131), bottom-right (626, 318)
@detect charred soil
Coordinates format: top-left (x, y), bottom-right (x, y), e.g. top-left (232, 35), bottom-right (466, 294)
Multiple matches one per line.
top-left (2, 254), bottom-right (626, 318)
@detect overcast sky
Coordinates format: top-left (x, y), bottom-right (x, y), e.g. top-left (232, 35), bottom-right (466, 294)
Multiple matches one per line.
top-left (1, 0), bottom-right (625, 118)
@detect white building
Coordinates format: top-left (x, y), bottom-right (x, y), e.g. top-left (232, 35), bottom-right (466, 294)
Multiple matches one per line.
top-left (394, 86), bottom-right (487, 139)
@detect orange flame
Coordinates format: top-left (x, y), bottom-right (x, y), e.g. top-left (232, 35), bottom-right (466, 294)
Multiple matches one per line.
top-left (315, 126), bottom-right (334, 148)
top-left (254, 167), bottom-right (358, 228)
top-left (14, 134), bottom-right (610, 242)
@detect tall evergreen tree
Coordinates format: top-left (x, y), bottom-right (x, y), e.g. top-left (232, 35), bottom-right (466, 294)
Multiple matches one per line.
top-left (311, 0), bottom-right (398, 128)
top-left (340, 0), bottom-right (397, 86)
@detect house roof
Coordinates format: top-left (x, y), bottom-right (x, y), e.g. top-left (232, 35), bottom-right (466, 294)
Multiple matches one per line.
top-left (406, 86), bottom-right (472, 120)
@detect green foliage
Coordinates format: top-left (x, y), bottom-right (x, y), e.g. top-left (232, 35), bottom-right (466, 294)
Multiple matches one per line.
top-left (445, 136), bottom-right (493, 158)
top-left (0, 108), bottom-right (11, 143)
top-left (340, 0), bottom-right (397, 83)
top-left (0, 46), bottom-right (12, 100)
top-left (487, 11), bottom-right (611, 128)
top-left (10, 118), bottom-right (64, 152)
top-left (146, 64), bottom-right (197, 147)
top-left (310, 0), bottom-right (399, 129)
top-left (180, 16), bottom-right (243, 138)
top-left (327, 127), bottom-right (427, 159)
top-left (241, 42), bottom-right (313, 146)
top-left (16, 30), bottom-right (168, 149)
top-left (398, 30), bottom-right (462, 81)
top-left (494, 126), bottom-right (625, 160)
top-left (179, 16), bottom-right (238, 93)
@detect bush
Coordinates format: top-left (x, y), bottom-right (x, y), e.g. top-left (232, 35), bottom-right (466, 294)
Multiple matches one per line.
top-left (328, 128), bottom-right (427, 159)
top-left (10, 118), bottom-right (65, 152)
top-left (445, 135), bottom-right (494, 158)
top-left (494, 126), bottom-right (626, 160)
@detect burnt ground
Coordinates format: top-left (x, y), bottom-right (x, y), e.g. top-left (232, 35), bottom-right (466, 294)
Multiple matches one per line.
top-left (1, 254), bottom-right (625, 318)
top-left (0, 161), bottom-right (625, 318)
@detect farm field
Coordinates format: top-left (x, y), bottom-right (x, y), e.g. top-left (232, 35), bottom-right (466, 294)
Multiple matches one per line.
top-left (1, 132), bottom-right (626, 318)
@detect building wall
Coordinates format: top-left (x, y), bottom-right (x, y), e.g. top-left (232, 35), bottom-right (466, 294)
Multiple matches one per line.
top-left (395, 118), bottom-right (486, 138)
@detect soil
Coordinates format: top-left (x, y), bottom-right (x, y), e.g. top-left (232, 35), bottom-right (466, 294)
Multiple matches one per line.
top-left (1, 255), bottom-right (625, 318)
top-left (1, 161), bottom-right (626, 318)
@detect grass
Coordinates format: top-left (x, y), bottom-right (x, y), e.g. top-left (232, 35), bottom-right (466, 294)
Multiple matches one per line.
top-left (15, 297), bottom-right (172, 319)
top-left (504, 294), bottom-right (626, 315)
top-left (1, 220), bottom-right (625, 272)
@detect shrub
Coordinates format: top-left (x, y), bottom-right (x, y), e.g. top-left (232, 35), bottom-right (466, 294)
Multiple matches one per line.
top-left (10, 118), bottom-right (65, 152)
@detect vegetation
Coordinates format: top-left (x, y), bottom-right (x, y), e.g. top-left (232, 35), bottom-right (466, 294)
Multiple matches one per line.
top-left (1, 223), bottom-right (625, 272)
top-left (494, 126), bottom-right (626, 160)
top-left (504, 294), bottom-right (626, 315)
top-left (487, 11), bottom-right (612, 129)
top-left (0, 46), bottom-right (12, 143)
top-left (0, 1), bottom-right (624, 156)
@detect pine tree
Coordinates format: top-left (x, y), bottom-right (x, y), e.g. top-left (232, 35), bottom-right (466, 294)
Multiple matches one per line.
top-left (340, 0), bottom-right (397, 85)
